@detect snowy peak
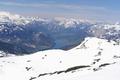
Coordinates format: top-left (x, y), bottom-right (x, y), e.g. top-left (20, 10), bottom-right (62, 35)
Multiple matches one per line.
top-left (104, 22), bottom-right (120, 31)
top-left (73, 37), bottom-right (113, 50)
top-left (0, 11), bottom-right (21, 22)
top-left (0, 11), bottom-right (21, 19)
top-left (0, 11), bottom-right (30, 25)
top-left (0, 11), bottom-right (120, 29)
top-left (55, 18), bottom-right (81, 28)
top-left (0, 11), bottom-right (92, 27)
top-left (54, 18), bottom-right (92, 28)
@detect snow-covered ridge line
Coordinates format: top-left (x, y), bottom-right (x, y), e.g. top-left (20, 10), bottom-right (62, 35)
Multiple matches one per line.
top-left (0, 11), bottom-right (120, 28)
top-left (0, 11), bottom-right (94, 26)
top-left (0, 11), bottom-right (32, 25)
top-left (1, 11), bottom-right (120, 28)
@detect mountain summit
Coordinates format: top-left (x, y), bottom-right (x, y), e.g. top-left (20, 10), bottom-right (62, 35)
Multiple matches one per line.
top-left (0, 11), bottom-right (30, 25)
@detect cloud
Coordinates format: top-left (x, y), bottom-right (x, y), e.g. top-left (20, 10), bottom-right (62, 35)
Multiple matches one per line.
top-left (0, 1), bottom-right (106, 11)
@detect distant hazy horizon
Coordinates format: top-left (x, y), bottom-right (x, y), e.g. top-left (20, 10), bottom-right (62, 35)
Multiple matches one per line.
top-left (0, 0), bottom-right (120, 22)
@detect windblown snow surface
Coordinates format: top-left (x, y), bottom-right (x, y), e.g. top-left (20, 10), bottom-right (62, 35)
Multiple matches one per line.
top-left (0, 37), bottom-right (120, 80)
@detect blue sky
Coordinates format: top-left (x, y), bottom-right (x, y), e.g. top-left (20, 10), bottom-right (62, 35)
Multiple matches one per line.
top-left (0, 0), bottom-right (120, 22)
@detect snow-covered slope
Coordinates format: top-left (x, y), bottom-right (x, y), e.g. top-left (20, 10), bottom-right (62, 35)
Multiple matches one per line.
top-left (0, 51), bottom-right (15, 57)
top-left (0, 37), bottom-right (120, 80)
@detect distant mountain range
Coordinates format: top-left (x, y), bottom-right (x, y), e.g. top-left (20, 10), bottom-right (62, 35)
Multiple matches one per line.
top-left (0, 12), bottom-right (120, 54)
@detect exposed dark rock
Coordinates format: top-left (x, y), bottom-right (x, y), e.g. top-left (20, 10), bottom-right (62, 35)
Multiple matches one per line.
top-left (27, 60), bottom-right (31, 62)
top-left (35, 65), bottom-right (90, 78)
top-left (93, 68), bottom-right (99, 71)
top-left (99, 63), bottom-right (110, 67)
top-left (29, 77), bottom-right (37, 80)
top-left (94, 58), bottom-right (101, 62)
top-left (25, 67), bottom-right (32, 71)
top-left (38, 73), bottom-right (48, 77)
top-left (65, 65), bottom-right (90, 73)
top-left (113, 55), bottom-right (120, 59)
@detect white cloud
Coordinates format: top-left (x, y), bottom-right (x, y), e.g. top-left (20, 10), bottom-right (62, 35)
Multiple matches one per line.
top-left (0, 1), bottom-right (106, 11)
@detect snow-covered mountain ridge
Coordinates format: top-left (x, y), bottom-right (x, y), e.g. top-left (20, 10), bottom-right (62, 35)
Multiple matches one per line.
top-left (0, 12), bottom-right (90, 25)
top-left (0, 12), bottom-right (31, 25)
top-left (0, 37), bottom-right (120, 80)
